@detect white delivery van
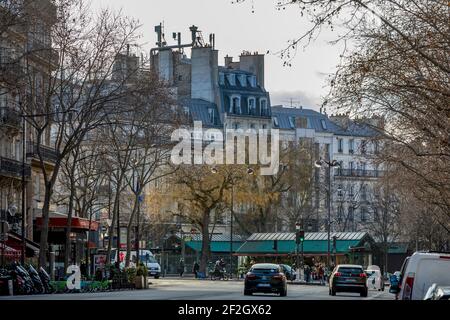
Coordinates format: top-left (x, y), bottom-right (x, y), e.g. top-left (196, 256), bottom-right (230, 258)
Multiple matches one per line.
top-left (398, 251), bottom-right (450, 300)
top-left (130, 250), bottom-right (161, 279)
top-left (365, 266), bottom-right (384, 291)
top-left (110, 249), bottom-right (161, 279)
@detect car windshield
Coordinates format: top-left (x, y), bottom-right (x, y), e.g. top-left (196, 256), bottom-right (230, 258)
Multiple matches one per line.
top-left (338, 267), bottom-right (363, 274)
top-left (283, 265), bottom-right (292, 272)
top-left (141, 255), bottom-right (157, 263)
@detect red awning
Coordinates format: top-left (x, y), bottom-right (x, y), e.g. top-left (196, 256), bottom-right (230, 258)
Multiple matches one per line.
top-left (35, 217), bottom-right (99, 231)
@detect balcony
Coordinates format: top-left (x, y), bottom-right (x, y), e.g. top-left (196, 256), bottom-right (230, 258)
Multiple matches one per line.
top-left (335, 169), bottom-right (383, 178)
top-left (0, 157), bottom-right (31, 180)
top-left (27, 142), bottom-right (59, 164)
top-left (0, 107), bottom-right (21, 133)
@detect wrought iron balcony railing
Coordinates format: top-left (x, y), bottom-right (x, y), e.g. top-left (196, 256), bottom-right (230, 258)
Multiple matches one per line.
top-left (335, 169), bottom-right (383, 178)
top-left (0, 157), bottom-right (31, 179)
top-left (0, 107), bottom-right (21, 130)
top-left (27, 142), bottom-right (59, 164)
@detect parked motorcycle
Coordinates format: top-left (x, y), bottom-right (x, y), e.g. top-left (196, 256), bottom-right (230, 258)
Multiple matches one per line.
top-left (38, 267), bottom-right (54, 294)
top-left (13, 263), bottom-right (35, 294)
top-left (27, 265), bottom-right (44, 294)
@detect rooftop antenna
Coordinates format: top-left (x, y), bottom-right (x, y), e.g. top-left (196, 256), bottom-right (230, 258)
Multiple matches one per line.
top-left (283, 98), bottom-right (302, 108)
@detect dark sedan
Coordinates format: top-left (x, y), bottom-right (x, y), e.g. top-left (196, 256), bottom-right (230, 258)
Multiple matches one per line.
top-left (280, 264), bottom-right (297, 281)
top-left (244, 264), bottom-right (287, 296)
top-left (329, 264), bottom-right (368, 297)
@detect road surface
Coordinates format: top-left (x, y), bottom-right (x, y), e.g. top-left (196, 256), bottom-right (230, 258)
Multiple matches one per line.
top-left (0, 278), bottom-right (393, 300)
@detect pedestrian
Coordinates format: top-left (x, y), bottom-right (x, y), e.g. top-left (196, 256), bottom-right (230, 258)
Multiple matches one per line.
top-left (319, 264), bottom-right (325, 285)
top-left (179, 258), bottom-right (185, 277)
top-left (193, 261), bottom-right (200, 279)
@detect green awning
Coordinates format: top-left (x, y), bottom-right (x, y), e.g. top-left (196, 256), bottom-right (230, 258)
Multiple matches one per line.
top-left (388, 244), bottom-right (409, 254)
top-left (235, 239), bottom-right (362, 255)
top-left (186, 241), bottom-right (244, 253)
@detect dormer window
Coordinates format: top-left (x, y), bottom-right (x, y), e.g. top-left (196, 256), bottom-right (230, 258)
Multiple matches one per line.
top-left (226, 73), bottom-right (236, 86)
top-left (249, 75), bottom-right (257, 87)
top-left (238, 74), bottom-right (247, 87)
top-left (248, 97), bottom-right (256, 115)
top-left (289, 116), bottom-right (296, 129)
top-left (208, 108), bottom-right (216, 124)
top-left (320, 119), bottom-right (328, 130)
top-left (273, 116), bottom-right (279, 127)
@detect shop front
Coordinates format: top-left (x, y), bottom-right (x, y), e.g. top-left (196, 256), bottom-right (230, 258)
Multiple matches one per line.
top-left (34, 216), bottom-right (99, 277)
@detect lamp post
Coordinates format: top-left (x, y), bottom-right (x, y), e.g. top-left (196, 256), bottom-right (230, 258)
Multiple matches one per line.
top-left (315, 158), bottom-right (340, 268)
top-left (211, 166), bottom-right (254, 279)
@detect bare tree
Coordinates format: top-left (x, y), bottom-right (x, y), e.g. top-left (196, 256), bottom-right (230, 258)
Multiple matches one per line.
top-left (11, 0), bottom-right (142, 268)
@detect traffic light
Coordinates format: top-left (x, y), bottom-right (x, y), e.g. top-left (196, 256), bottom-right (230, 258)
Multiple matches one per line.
top-left (296, 229), bottom-right (305, 244)
top-left (299, 230), bottom-right (305, 242)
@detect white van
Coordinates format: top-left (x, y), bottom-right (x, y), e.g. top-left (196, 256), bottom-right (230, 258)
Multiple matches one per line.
top-left (110, 249), bottom-right (161, 279)
top-left (398, 251), bottom-right (450, 300)
top-left (130, 250), bottom-right (161, 279)
top-left (365, 265), bottom-right (384, 291)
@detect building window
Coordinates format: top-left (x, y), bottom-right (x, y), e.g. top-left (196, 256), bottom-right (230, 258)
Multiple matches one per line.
top-left (361, 140), bottom-right (367, 154)
top-left (248, 97), bottom-right (256, 115)
top-left (360, 207), bottom-right (367, 222)
top-left (320, 119), bottom-right (327, 130)
top-left (238, 74), bottom-right (247, 87)
top-left (233, 122), bottom-right (240, 130)
top-left (348, 206), bottom-right (354, 222)
top-left (260, 99), bottom-right (268, 116)
top-left (226, 73), bottom-right (236, 86)
top-left (374, 140), bottom-right (379, 154)
top-left (349, 139), bottom-right (355, 154)
top-left (338, 138), bottom-right (343, 153)
top-left (337, 205), bottom-right (344, 223)
top-left (273, 116), bottom-right (279, 127)
top-left (297, 117), bottom-right (308, 129)
top-left (289, 116), bottom-right (296, 129)
top-left (250, 123), bottom-right (255, 129)
top-left (208, 108), bottom-right (216, 124)
top-left (262, 124), bottom-right (267, 129)
top-left (229, 96), bottom-right (241, 114)
top-left (249, 75), bottom-right (257, 87)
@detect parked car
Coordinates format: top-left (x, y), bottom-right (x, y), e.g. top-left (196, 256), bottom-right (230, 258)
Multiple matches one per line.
top-left (424, 284), bottom-right (450, 300)
top-left (365, 266), bottom-right (384, 291)
top-left (244, 263), bottom-right (287, 297)
top-left (329, 264), bottom-right (368, 297)
top-left (279, 264), bottom-right (296, 281)
top-left (390, 251), bottom-right (450, 300)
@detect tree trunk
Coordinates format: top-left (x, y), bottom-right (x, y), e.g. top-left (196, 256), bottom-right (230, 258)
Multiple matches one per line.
top-left (38, 184), bottom-right (53, 269)
top-left (106, 174), bottom-right (123, 265)
top-left (199, 212), bottom-right (211, 274)
top-left (125, 194), bottom-right (139, 267)
top-left (64, 162), bottom-right (77, 272)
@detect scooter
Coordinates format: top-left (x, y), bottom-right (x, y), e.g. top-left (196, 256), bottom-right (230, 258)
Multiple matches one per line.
top-left (38, 267), bottom-right (53, 294)
top-left (27, 265), bottom-right (44, 294)
top-left (14, 264), bottom-right (35, 294)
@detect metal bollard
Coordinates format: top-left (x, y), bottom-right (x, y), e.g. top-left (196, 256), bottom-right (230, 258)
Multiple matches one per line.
top-left (8, 280), bottom-right (13, 296)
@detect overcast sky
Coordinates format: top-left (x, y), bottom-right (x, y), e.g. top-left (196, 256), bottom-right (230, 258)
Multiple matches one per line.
top-left (93, 0), bottom-right (346, 111)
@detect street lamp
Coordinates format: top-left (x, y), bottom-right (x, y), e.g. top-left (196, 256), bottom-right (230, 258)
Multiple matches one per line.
top-left (314, 158), bottom-right (340, 268)
top-left (211, 166), bottom-right (254, 279)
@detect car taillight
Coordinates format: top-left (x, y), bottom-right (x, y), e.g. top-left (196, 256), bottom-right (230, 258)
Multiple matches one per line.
top-left (272, 274), bottom-right (284, 280)
top-left (359, 273), bottom-right (367, 278)
top-left (334, 272), bottom-right (342, 277)
top-left (246, 274), bottom-right (256, 280)
top-left (439, 255), bottom-right (450, 260)
top-left (402, 272), bottom-right (415, 300)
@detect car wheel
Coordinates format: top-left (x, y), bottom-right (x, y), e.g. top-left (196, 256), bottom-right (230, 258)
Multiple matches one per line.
top-left (154, 276), bottom-right (160, 279)
top-left (360, 289), bottom-right (368, 297)
top-left (280, 287), bottom-right (287, 297)
top-left (244, 289), bottom-right (252, 296)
